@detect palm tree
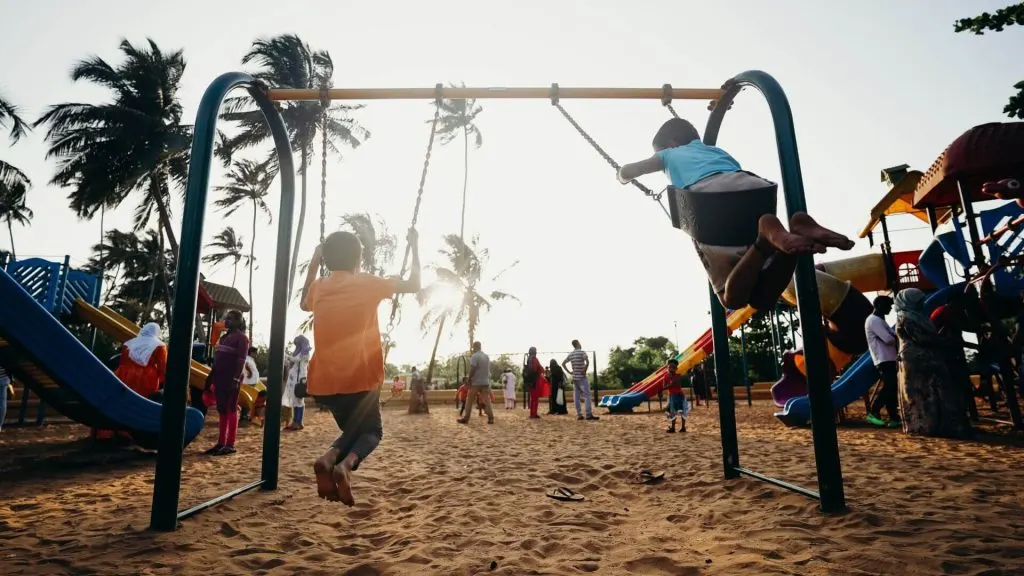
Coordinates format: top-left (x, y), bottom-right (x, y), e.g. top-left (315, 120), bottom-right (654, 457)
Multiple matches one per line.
top-left (0, 91), bottom-right (31, 188)
top-left (203, 227), bottom-right (251, 289)
top-left (0, 180), bottom-right (32, 260)
top-left (214, 158), bottom-right (274, 334)
top-left (218, 34), bottom-right (370, 298)
top-left (86, 228), bottom-right (174, 323)
top-left (436, 83), bottom-right (483, 240)
top-left (34, 38), bottom-right (191, 255)
top-left (418, 234), bottom-right (517, 386)
top-left (340, 212), bottom-right (397, 276)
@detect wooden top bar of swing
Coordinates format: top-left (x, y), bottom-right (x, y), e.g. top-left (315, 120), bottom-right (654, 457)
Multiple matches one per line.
top-left (265, 86), bottom-right (725, 101)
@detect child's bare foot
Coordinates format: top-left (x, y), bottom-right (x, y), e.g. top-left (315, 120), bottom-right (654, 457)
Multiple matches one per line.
top-left (314, 448), bottom-right (342, 501)
top-left (758, 214), bottom-right (823, 255)
top-left (333, 456), bottom-right (357, 506)
top-left (789, 213), bottom-right (855, 250)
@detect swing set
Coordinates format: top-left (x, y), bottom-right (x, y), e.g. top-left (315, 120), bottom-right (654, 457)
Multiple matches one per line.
top-left (150, 70), bottom-right (845, 532)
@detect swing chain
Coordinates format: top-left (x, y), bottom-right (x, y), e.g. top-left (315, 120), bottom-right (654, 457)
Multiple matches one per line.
top-left (318, 80), bottom-right (331, 277)
top-left (385, 83), bottom-right (444, 338)
top-left (661, 84), bottom-right (680, 119)
top-left (549, 83), bottom-right (657, 198)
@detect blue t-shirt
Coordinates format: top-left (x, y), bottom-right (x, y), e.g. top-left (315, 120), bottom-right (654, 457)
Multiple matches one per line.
top-left (656, 141), bottom-right (742, 189)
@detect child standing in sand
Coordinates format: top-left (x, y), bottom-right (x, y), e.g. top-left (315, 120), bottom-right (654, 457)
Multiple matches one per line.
top-left (455, 378), bottom-right (469, 414)
top-left (300, 229), bottom-right (420, 506)
top-left (664, 358), bottom-right (689, 433)
top-left (619, 118), bottom-right (854, 310)
top-left (203, 310), bottom-right (249, 456)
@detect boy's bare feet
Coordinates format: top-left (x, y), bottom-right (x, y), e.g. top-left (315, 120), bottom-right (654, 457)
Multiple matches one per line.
top-left (333, 455), bottom-right (358, 506)
top-left (789, 212), bottom-right (855, 250)
top-left (314, 448), bottom-right (342, 501)
top-left (758, 214), bottom-right (823, 255)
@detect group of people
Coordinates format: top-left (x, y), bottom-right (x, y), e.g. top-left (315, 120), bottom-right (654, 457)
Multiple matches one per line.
top-left (862, 278), bottom-right (1017, 438)
top-left (452, 339), bottom-right (601, 422)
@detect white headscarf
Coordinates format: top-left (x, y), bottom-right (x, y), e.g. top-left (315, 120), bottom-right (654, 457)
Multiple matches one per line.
top-left (125, 323), bottom-right (164, 366)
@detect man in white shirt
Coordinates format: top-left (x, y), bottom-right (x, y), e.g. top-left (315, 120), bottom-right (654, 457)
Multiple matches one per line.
top-left (864, 295), bottom-right (900, 427)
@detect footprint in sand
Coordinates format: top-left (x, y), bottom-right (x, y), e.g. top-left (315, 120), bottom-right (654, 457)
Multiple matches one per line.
top-left (622, 556), bottom-right (701, 575)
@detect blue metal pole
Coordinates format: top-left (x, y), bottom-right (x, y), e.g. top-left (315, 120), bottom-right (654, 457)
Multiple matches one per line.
top-left (704, 70), bottom-right (845, 513)
top-left (150, 72), bottom-right (295, 531)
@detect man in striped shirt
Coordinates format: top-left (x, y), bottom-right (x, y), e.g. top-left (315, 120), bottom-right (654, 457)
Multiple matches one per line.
top-left (562, 340), bottom-right (599, 421)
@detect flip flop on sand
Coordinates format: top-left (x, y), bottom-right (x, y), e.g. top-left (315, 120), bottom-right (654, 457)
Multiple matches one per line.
top-left (546, 487), bottom-right (585, 502)
top-left (637, 469), bottom-right (665, 485)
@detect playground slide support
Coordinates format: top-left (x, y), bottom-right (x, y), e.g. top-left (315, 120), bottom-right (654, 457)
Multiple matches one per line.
top-left (704, 70), bottom-right (845, 513)
top-left (151, 72), bottom-right (295, 531)
top-left (957, 180), bottom-right (986, 273)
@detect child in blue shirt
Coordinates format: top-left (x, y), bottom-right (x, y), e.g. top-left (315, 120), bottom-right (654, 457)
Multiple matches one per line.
top-left (619, 118), bottom-right (853, 311)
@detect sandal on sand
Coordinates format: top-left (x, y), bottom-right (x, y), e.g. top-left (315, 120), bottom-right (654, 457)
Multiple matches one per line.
top-left (637, 469), bottom-right (665, 485)
top-left (546, 487), bottom-right (585, 502)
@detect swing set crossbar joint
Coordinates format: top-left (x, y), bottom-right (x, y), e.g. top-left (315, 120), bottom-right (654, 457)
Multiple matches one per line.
top-left (266, 86), bottom-right (724, 102)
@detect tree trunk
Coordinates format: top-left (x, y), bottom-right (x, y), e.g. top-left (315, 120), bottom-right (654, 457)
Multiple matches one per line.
top-left (467, 297), bottom-right (477, 355)
top-left (6, 216), bottom-right (15, 261)
top-left (143, 264), bottom-right (157, 323)
top-left (420, 315), bottom-right (447, 413)
top-left (152, 178), bottom-right (180, 257)
top-left (231, 259), bottom-right (238, 288)
top-left (158, 232), bottom-right (174, 327)
top-left (459, 127), bottom-right (469, 240)
top-left (248, 199), bottom-right (257, 338)
top-left (287, 145), bottom-right (310, 299)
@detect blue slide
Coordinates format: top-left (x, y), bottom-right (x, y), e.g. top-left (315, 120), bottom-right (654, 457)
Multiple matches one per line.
top-left (0, 268), bottom-right (204, 449)
top-left (775, 284), bottom-right (959, 426)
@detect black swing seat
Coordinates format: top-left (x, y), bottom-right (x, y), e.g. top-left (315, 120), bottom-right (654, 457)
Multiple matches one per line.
top-left (667, 179), bottom-right (778, 247)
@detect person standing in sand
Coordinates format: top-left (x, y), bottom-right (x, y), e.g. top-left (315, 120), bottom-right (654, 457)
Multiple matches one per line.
top-left (203, 310), bottom-right (249, 456)
top-left (283, 335), bottom-right (311, 431)
top-left (301, 229), bottom-right (421, 506)
top-left (864, 295), bottom-right (900, 427)
top-left (563, 340), bottom-right (598, 421)
top-left (502, 368), bottom-right (516, 409)
top-left (458, 341), bottom-right (494, 424)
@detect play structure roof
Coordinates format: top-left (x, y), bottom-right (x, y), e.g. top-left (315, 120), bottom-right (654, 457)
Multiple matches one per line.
top-left (858, 170), bottom-right (951, 238)
top-left (199, 280), bottom-right (250, 313)
top-left (913, 122), bottom-right (1024, 208)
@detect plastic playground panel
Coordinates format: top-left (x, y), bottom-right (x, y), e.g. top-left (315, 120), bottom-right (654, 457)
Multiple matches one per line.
top-left (0, 268), bottom-right (205, 449)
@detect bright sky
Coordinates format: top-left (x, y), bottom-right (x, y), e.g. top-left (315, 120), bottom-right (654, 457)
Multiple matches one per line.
top-left (1, 0), bottom-right (1021, 367)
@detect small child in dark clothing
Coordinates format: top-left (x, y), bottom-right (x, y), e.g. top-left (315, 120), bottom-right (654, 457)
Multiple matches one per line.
top-left (252, 390), bottom-right (268, 427)
top-left (664, 359), bottom-right (690, 433)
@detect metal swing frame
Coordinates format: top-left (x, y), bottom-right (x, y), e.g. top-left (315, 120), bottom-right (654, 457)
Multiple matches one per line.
top-left (150, 70), bottom-right (844, 532)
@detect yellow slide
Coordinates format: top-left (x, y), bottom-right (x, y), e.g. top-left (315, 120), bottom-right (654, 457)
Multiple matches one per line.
top-left (74, 300), bottom-right (260, 416)
top-left (74, 299), bottom-right (210, 391)
top-left (76, 301), bottom-right (264, 412)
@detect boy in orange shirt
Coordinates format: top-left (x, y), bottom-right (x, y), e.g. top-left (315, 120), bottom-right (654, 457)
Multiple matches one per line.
top-left (301, 229), bottom-right (420, 506)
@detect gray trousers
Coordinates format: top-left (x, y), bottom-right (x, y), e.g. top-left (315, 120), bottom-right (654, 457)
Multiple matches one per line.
top-left (573, 376), bottom-right (593, 417)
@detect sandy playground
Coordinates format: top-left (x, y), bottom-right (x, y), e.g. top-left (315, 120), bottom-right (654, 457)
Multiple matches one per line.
top-left (2, 400), bottom-right (1024, 576)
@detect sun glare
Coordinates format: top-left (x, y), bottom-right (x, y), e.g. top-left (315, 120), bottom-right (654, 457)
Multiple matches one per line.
top-left (432, 283), bottom-right (464, 312)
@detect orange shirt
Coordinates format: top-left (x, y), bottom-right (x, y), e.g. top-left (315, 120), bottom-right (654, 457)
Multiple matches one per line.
top-left (210, 320), bottom-right (226, 349)
top-left (305, 272), bottom-right (396, 396)
top-left (115, 345), bottom-right (167, 398)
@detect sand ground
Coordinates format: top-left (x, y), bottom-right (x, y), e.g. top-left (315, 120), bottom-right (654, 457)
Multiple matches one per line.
top-left (2, 400), bottom-right (1023, 576)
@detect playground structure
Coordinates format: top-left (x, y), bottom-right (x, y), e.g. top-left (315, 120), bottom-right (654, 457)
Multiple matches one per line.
top-left (142, 70), bottom-right (847, 531)
top-left (0, 257), bottom-right (206, 448)
top-left (630, 122), bottom-right (1024, 431)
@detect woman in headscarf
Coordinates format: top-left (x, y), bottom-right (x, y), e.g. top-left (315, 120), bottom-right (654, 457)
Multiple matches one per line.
top-left (115, 322), bottom-right (167, 401)
top-left (283, 334), bottom-right (312, 431)
top-left (894, 288), bottom-right (971, 438)
top-left (524, 347), bottom-right (546, 419)
top-left (547, 359), bottom-right (568, 415)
